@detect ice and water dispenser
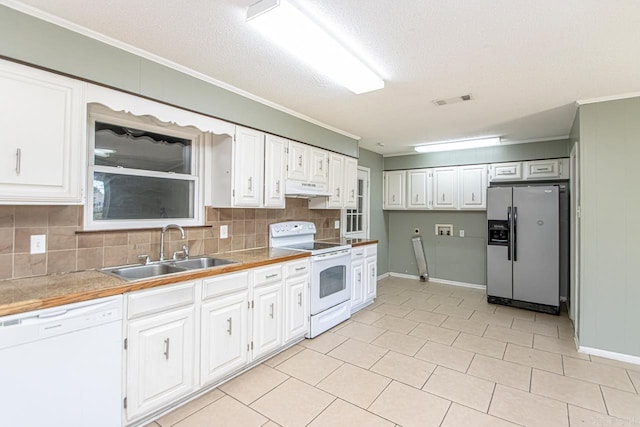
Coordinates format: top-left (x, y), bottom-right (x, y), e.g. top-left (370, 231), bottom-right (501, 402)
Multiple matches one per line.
top-left (488, 220), bottom-right (509, 246)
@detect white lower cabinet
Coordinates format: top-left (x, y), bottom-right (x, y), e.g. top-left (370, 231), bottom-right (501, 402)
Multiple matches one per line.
top-left (252, 281), bottom-right (283, 359)
top-left (125, 281), bottom-right (197, 421)
top-left (124, 260), bottom-right (311, 424)
top-left (351, 244), bottom-right (378, 313)
top-left (284, 260), bottom-right (310, 342)
top-left (200, 271), bottom-right (250, 387)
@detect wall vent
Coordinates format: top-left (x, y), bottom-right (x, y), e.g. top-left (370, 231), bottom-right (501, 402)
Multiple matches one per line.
top-left (432, 94), bottom-right (473, 106)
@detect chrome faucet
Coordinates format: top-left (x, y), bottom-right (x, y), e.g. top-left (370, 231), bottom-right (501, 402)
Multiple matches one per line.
top-left (160, 224), bottom-right (186, 262)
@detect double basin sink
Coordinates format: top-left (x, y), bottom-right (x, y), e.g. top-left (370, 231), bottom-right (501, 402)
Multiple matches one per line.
top-left (103, 256), bottom-right (238, 281)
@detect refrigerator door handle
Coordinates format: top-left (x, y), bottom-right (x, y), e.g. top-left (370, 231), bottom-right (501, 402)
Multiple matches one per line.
top-left (513, 206), bottom-right (518, 261)
top-left (507, 206), bottom-right (512, 261)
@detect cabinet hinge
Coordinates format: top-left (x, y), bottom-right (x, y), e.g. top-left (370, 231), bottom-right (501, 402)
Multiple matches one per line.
top-left (123, 397), bottom-right (127, 409)
top-left (124, 338), bottom-right (127, 350)
top-left (248, 301), bottom-right (251, 309)
top-left (232, 189), bottom-right (235, 197)
top-left (251, 341), bottom-right (254, 350)
top-left (247, 343), bottom-right (250, 352)
top-left (251, 300), bottom-right (254, 309)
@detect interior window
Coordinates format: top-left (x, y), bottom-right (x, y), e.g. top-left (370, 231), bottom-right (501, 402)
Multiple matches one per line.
top-left (85, 105), bottom-right (203, 230)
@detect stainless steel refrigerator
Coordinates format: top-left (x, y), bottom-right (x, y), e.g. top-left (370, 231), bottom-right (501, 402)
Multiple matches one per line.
top-left (487, 185), bottom-right (562, 314)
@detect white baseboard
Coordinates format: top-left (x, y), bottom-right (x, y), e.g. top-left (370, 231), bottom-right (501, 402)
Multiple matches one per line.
top-left (578, 345), bottom-right (640, 366)
top-left (377, 272), bottom-right (390, 281)
top-left (387, 272), bottom-right (486, 290)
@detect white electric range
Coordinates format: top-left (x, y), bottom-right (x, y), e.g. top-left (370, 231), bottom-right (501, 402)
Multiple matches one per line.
top-left (269, 221), bottom-right (352, 337)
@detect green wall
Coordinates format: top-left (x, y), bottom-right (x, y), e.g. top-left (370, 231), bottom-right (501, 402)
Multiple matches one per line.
top-left (384, 139), bottom-right (571, 170)
top-left (384, 141), bottom-right (571, 286)
top-left (357, 148), bottom-right (388, 274)
top-left (576, 97), bottom-right (640, 358)
top-left (389, 211), bottom-right (486, 284)
top-left (0, 5), bottom-right (358, 157)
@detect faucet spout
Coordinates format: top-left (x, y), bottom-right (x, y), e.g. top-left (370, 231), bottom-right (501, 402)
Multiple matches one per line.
top-left (160, 224), bottom-right (185, 261)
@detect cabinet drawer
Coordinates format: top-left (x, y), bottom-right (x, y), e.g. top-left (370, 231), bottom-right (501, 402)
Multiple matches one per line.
top-left (365, 244), bottom-right (378, 257)
top-left (253, 265), bottom-right (283, 286)
top-left (128, 281), bottom-right (195, 319)
top-left (202, 271), bottom-right (249, 300)
top-left (351, 247), bottom-right (366, 260)
top-left (490, 162), bottom-right (522, 181)
top-left (286, 260), bottom-right (310, 278)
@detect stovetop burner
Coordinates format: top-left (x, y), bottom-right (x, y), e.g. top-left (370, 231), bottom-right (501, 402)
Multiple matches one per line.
top-left (269, 221), bottom-right (351, 255)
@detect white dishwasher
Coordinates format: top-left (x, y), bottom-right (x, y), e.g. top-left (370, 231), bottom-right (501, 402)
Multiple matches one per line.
top-left (0, 295), bottom-right (124, 427)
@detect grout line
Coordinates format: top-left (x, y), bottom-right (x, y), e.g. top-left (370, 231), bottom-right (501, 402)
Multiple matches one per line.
top-left (487, 382), bottom-right (497, 414)
top-left (599, 384), bottom-right (611, 416)
top-left (437, 400), bottom-right (453, 427)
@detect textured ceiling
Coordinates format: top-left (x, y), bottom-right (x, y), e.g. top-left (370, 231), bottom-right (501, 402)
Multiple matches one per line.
top-left (6, 0), bottom-right (640, 155)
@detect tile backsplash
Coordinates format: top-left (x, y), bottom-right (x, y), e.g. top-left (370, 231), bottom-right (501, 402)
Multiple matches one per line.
top-left (0, 199), bottom-right (340, 280)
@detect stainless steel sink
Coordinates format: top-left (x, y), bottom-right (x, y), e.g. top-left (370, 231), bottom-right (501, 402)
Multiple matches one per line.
top-left (103, 256), bottom-right (238, 281)
top-left (172, 257), bottom-right (238, 269)
top-left (107, 263), bottom-right (188, 280)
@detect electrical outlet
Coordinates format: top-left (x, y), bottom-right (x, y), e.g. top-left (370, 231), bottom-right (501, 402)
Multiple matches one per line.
top-left (220, 225), bottom-right (228, 239)
top-left (334, 220), bottom-right (340, 229)
top-left (30, 234), bottom-right (46, 254)
top-left (459, 230), bottom-right (465, 237)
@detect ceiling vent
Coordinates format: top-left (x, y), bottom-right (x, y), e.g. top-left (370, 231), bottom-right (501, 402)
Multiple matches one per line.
top-left (432, 94), bottom-right (473, 106)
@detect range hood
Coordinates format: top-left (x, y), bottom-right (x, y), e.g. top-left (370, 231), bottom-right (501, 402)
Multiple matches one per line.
top-left (285, 180), bottom-right (332, 197)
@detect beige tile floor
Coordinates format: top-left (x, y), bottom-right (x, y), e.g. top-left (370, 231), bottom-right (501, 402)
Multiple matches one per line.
top-left (145, 276), bottom-right (640, 427)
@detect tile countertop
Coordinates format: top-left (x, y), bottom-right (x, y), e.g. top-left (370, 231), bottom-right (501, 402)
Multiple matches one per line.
top-left (0, 247), bottom-right (308, 317)
top-left (320, 238), bottom-right (379, 247)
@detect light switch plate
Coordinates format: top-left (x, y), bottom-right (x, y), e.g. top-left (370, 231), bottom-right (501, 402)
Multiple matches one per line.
top-left (31, 234), bottom-right (46, 254)
top-left (459, 230), bottom-right (465, 237)
top-left (220, 225), bottom-right (228, 239)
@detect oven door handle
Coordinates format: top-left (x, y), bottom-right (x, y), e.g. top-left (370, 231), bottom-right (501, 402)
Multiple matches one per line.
top-left (312, 249), bottom-right (350, 260)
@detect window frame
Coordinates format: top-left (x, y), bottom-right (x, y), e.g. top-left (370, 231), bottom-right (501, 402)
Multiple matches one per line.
top-left (342, 166), bottom-right (370, 238)
top-left (84, 107), bottom-right (205, 231)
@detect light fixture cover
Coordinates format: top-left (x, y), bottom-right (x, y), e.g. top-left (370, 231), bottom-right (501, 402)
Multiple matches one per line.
top-left (414, 137), bottom-right (501, 153)
top-left (247, 0), bottom-right (384, 94)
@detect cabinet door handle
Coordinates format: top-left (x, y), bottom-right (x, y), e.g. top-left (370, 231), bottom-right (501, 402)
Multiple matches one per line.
top-left (294, 266), bottom-right (306, 271)
top-left (319, 159), bottom-right (323, 171)
top-left (163, 338), bottom-right (170, 360)
top-left (442, 193), bottom-right (445, 202)
top-left (227, 317), bottom-right (232, 335)
top-left (371, 268), bottom-right (375, 277)
top-left (265, 273), bottom-right (279, 279)
top-left (297, 292), bottom-right (302, 306)
top-left (358, 271), bottom-right (362, 281)
top-left (415, 194), bottom-right (418, 202)
top-left (298, 155), bottom-right (303, 167)
top-left (351, 189), bottom-right (355, 199)
top-left (248, 176), bottom-right (253, 191)
top-left (336, 187), bottom-right (340, 197)
top-left (269, 303), bottom-right (274, 319)
top-left (392, 195), bottom-right (395, 202)
top-left (472, 192), bottom-right (475, 202)
top-left (15, 148), bottom-right (21, 176)
top-left (275, 180), bottom-right (280, 194)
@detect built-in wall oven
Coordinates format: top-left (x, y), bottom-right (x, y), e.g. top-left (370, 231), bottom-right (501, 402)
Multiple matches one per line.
top-left (270, 221), bottom-right (351, 338)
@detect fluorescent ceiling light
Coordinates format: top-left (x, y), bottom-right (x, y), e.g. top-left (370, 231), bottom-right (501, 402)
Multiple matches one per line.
top-left (247, 0), bottom-right (384, 94)
top-left (414, 137), bottom-right (501, 153)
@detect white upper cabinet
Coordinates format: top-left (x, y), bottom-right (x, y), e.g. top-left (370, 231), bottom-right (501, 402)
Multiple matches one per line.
top-left (327, 153), bottom-right (345, 208)
top-left (459, 164), bottom-right (487, 209)
top-left (264, 135), bottom-right (287, 208)
top-left (287, 141), bottom-right (309, 181)
top-left (523, 159), bottom-right (568, 180)
top-left (209, 126), bottom-right (264, 208)
top-left (233, 127), bottom-right (264, 207)
top-left (343, 157), bottom-right (358, 209)
top-left (407, 169), bottom-right (432, 209)
top-left (310, 147), bottom-right (329, 184)
top-left (383, 171), bottom-right (406, 209)
top-left (286, 141), bottom-right (329, 186)
top-left (432, 167), bottom-right (458, 209)
top-left (0, 59), bottom-right (84, 204)
top-left (489, 162), bottom-right (522, 182)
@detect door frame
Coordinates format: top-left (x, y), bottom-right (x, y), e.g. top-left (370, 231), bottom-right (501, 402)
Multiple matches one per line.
top-left (569, 142), bottom-right (580, 339)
